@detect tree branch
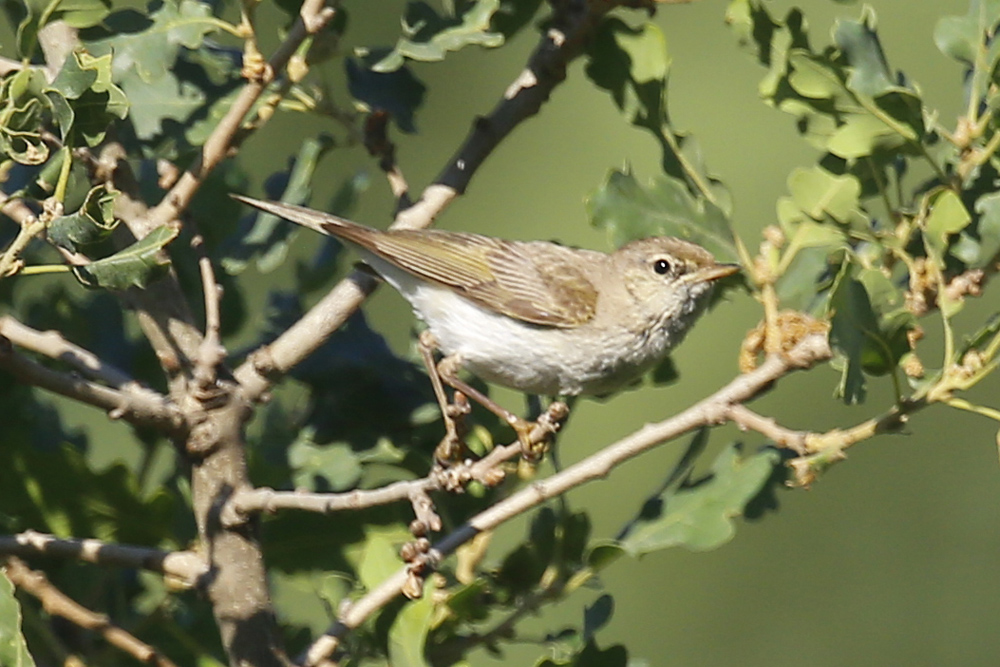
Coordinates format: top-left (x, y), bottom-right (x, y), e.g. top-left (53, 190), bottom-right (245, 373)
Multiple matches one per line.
top-left (0, 531), bottom-right (207, 587)
top-left (0, 333), bottom-right (187, 436)
top-left (227, 408), bottom-right (565, 521)
top-left (5, 557), bottom-right (181, 667)
top-left (302, 334), bottom-right (833, 665)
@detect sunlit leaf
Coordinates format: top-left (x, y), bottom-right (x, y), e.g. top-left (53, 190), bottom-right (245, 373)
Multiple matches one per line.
top-left (0, 571), bottom-right (35, 667)
top-left (372, 0), bottom-right (505, 72)
top-left (924, 188), bottom-right (972, 263)
top-left (288, 437), bottom-right (363, 492)
top-left (388, 587), bottom-right (433, 667)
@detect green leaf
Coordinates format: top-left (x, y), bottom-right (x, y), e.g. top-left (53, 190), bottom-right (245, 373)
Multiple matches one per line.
top-left (119, 69), bottom-right (205, 140)
top-left (732, 2), bottom-right (925, 162)
top-left (585, 542), bottom-right (624, 572)
top-left (960, 312), bottom-right (1000, 357)
top-left (827, 261), bottom-right (912, 403)
top-left (0, 571), bottom-right (36, 667)
top-left (962, 191), bottom-right (1000, 268)
top-left (47, 184), bottom-right (119, 251)
top-left (924, 188), bottom-right (972, 263)
top-left (372, 0), bottom-right (505, 72)
top-left (775, 245), bottom-right (839, 313)
top-left (583, 595), bottom-right (614, 641)
top-left (72, 224), bottom-right (180, 290)
top-left (588, 169), bottom-right (737, 263)
top-left (47, 49), bottom-right (129, 145)
top-left (785, 166), bottom-right (863, 224)
top-left (585, 18), bottom-right (727, 207)
top-left (834, 9), bottom-right (895, 98)
top-left (934, 0), bottom-right (1000, 68)
top-left (355, 527), bottom-right (408, 591)
top-left (388, 589), bottom-right (434, 667)
top-left (0, 69), bottom-right (53, 164)
top-left (345, 58), bottom-right (426, 134)
top-left (55, 0), bottom-right (113, 28)
top-left (618, 445), bottom-right (780, 555)
top-left (86, 0), bottom-right (220, 83)
top-left (288, 437), bottom-right (363, 492)
top-left (222, 136), bottom-right (338, 274)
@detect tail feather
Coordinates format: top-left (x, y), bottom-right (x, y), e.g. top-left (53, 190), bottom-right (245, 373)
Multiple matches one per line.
top-left (231, 194), bottom-right (369, 242)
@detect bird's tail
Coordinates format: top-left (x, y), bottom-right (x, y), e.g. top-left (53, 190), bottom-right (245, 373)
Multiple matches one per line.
top-left (231, 194), bottom-right (371, 243)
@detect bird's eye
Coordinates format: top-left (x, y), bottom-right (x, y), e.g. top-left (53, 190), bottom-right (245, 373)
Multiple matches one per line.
top-left (652, 258), bottom-right (672, 275)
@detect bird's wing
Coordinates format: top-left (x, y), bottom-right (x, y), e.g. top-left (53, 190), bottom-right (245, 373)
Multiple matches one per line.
top-left (367, 231), bottom-right (600, 327)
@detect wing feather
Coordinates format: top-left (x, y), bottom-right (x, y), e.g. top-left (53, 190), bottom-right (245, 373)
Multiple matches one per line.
top-left (367, 231), bottom-right (600, 327)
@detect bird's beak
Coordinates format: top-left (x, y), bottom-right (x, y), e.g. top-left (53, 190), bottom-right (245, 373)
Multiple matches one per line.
top-left (694, 263), bottom-right (741, 283)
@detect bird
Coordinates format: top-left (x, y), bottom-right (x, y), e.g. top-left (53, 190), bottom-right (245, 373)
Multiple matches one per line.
top-left (234, 195), bottom-right (739, 445)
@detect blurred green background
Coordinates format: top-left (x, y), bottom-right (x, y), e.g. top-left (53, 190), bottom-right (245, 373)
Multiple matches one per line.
top-left (8, 0), bottom-right (1000, 664)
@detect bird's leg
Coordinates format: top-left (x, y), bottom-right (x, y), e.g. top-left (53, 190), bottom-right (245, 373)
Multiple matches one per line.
top-left (435, 354), bottom-right (536, 448)
top-left (420, 332), bottom-right (568, 458)
top-left (418, 331), bottom-right (468, 464)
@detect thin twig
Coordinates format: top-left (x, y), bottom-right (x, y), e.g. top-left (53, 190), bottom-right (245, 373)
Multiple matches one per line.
top-left (146, 1), bottom-right (338, 235)
top-left (190, 234), bottom-right (226, 390)
top-left (302, 334), bottom-right (833, 665)
top-left (0, 196), bottom-right (45, 279)
top-left (726, 404), bottom-right (808, 455)
top-left (227, 413), bottom-right (559, 520)
top-left (0, 315), bottom-right (137, 388)
top-left (0, 336), bottom-right (187, 436)
top-left (0, 531), bottom-right (207, 587)
top-left (364, 111), bottom-right (411, 209)
top-left (5, 557), bottom-right (182, 667)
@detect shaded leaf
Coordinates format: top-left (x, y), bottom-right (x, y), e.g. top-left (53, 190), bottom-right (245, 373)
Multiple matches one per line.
top-left (827, 262), bottom-right (912, 403)
top-left (582, 595), bottom-right (614, 641)
top-left (588, 169), bottom-right (737, 262)
top-left (934, 0), bottom-right (1000, 73)
top-left (730, 1), bottom-right (925, 162)
top-left (618, 445), bottom-right (780, 555)
top-left (963, 191), bottom-right (1000, 268)
top-left (288, 436), bottom-right (363, 492)
top-left (48, 49), bottom-right (129, 145)
top-left (47, 184), bottom-right (119, 251)
top-left (346, 58), bottom-right (426, 133)
top-left (0, 441), bottom-right (175, 545)
top-left (72, 224), bottom-right (179, 290)
top-left (960, 312), bottom-right (1000, 357)
top-left (585, 542), bottom-right (624, 572)
top-left (536, 640), bottom-right (629, 667)
top-left (222, 136), bottom-right (337, 274)
top-left (585, 18), bottom-right (729, 207)
top-left (834, 9), bottom-right (895, 97)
